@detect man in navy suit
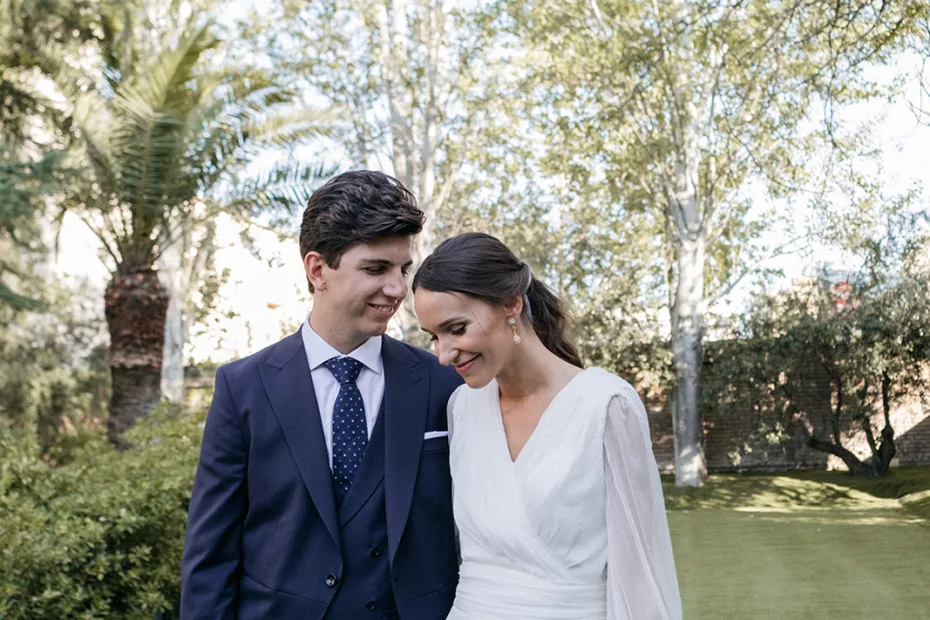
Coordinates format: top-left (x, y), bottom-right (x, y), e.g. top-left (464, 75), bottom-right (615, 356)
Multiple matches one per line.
top-left (181, 171), bottom-right (462, 619)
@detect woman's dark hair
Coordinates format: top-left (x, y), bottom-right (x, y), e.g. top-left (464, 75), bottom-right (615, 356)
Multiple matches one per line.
top-left (413, 232), bottom-right (583, 368)
top-left (300, 170), bottom-right (425, 292)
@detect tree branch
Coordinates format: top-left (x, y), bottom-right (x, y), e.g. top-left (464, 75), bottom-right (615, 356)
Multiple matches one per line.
top-left (706, 234), bottom-right (809, 305)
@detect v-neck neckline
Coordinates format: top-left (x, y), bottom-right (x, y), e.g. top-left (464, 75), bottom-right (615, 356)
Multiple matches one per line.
top-left (493, 368), bottom-right (589, 465)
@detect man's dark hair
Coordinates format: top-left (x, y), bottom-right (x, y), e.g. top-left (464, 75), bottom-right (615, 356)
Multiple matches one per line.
top-left (299, 170), bottom-right (424, 292)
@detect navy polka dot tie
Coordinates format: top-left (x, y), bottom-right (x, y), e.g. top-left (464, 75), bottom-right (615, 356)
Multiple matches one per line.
top-left (324, 356), bottom-right (367, 502)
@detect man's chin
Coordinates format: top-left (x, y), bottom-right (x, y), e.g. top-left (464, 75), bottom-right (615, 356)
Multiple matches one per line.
top-left (362, 314), bottom-right (393, 334)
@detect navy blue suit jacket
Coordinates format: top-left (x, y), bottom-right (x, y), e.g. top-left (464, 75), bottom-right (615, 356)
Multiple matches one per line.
top-left (180, 331), bottom-right (462, 619)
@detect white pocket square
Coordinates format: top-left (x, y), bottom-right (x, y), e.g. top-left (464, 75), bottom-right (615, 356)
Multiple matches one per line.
top-left (423, 431), bottom-right (449, 440)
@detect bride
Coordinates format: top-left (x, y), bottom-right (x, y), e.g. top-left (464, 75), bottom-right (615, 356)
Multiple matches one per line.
top-left (412, 232), bottom-right (682, 620)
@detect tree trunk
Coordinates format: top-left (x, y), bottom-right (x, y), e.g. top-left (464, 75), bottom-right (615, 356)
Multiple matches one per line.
top-left (874, 371), bottom-right (897, 475)
top-left (379, 0), bottom-right (414, 190)
top-left (159, 240), bottom-right (185, 403)
top-left (105, 267), bottom-right (168, 449)
top-left (670, 233), bottom-right (708, 487)
top-left (157, 217), bottom-right (214, 402)
top-left (378, 0), bottom-right (418, 345)
top-left (161, 290), bottom-right (185, 401)
top-left (804, 372), bottom-right (895, 477)
top-left (396, 0), bottom-right (444, 347)
top-left (806, 434), bottom-right (881, 476)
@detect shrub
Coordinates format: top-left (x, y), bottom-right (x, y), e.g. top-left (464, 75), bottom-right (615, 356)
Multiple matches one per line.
top-left (0, 284), bottom-right (110, 455)
top-left (0, 406), bottom-right (203, 619)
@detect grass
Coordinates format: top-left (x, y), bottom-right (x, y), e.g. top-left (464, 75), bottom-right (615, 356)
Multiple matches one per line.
top-left (664, 467), bottom-right (930, 619)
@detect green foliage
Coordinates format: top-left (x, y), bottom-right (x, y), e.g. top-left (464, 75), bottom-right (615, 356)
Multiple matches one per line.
top-left (0, 149), bottom-right (79, 310)
top-left (0, 0), bottom-right (107, 310)
top-left (0, 280), bottom-right (109, 453)
top-left (706, 193), bottom-right (930, 474)
top-left (706, 271), bottom-right (930, 474)
top-left (0, 0), bottom-right (106, 143)
top-left (502, 0), bottom-right (923, 484)
top-left (65, 5), bottom-right (329, 274)
top-left (0, 406), bottom-right (203, 619)
top-left (553, 191), bottom-right (673, 383)
top-left (504, 0), bottom-right (904, 298)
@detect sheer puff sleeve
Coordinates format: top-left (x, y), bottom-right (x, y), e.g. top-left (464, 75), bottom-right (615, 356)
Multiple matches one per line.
top-left (604, 383), bottom-right (682, 620)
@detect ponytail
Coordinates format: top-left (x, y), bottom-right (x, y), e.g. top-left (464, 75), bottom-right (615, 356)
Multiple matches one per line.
top-left (524, 275), bottom-right (583, 368)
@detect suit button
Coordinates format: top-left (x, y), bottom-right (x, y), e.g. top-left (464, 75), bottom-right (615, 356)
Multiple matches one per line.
top-left (370, 546), bottom-right (381, 558)
top-left (325, 574), bottom-right (337, 587)
top-left (366, 601), bottom-right (377, 610)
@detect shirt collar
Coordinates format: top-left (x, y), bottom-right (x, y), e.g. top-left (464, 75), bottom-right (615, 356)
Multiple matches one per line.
top-left (301, 319), bottom-right (384, 375)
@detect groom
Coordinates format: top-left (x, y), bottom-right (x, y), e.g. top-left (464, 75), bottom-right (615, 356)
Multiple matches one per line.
top-left (181, 171), bottom-right (462, 619)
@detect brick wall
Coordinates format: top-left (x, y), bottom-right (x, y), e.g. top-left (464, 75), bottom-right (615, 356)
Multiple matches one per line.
top-left (643, 372), bottom-right (930, 473)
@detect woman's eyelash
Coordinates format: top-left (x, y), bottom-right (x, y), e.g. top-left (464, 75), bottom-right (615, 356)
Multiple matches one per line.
top-left (427, 325), bottom-right (466, 343)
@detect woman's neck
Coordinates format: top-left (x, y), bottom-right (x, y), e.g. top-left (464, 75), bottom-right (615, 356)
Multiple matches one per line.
top-left (495, 332), bottom-right (577, 401)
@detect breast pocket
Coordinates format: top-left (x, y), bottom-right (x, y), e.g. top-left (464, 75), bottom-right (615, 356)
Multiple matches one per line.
top-left (421, 436), bottom-right (449, 453)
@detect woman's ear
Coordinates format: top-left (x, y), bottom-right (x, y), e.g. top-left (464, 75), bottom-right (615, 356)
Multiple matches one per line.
top-left (503, 295), bottom-right (524, 318)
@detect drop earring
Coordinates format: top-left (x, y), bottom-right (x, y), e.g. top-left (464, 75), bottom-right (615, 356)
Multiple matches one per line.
top-left (508, 316), bottom-right (522, 344)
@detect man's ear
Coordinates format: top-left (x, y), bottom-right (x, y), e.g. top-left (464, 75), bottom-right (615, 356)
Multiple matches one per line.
top-left (304, 252), bottom-right (328, 292)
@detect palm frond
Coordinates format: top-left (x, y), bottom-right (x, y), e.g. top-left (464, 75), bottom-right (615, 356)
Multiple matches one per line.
top-left (220, 160), bottom-right (334, 222)
top-left (242, 107), bottom-right (335, 149)
top-left (0, 278), bottom-right (44, 311)
top-left (105, 26), bottom-right (217, 250)
top-left (67, 8), bottom-right (333, 270)
top-left (80, 129), bottom-right (118, 199)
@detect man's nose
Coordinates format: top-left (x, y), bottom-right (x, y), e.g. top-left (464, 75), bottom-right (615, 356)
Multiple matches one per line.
top-left (383, 270), bottom-right (407, 299)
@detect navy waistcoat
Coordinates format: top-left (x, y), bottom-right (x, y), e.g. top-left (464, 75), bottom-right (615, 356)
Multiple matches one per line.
top-left (325, 403), bottom-right (396, 619)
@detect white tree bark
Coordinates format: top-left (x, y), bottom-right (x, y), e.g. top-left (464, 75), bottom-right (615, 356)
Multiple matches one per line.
top-left (378, 0), bottom-right (415, 189)
top-left (158, 210), bottom-right (215, 403)
top-left (377, 0), bottom-right (450, 344)
top-left (158, 239), bottom-right (186, 403)
top-left (662, 3), bottom-right (712, 486)
top-left (670, 230), bottom-right (707, 487)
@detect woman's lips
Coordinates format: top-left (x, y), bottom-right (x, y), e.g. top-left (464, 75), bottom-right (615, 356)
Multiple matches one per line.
top-left (453, 356), bottom-right (478, 375)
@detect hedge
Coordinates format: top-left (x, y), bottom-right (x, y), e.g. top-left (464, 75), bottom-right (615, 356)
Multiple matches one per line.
top-left (0, 408), bottom-right (202, 619)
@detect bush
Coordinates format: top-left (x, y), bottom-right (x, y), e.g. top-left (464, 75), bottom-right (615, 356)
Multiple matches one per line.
top-left (0, 283), bottom-right (110, 455)
top-left (0, 406), bottom-right (203, 619)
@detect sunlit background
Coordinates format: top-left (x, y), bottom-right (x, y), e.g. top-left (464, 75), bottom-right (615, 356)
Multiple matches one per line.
top-left (3, 0), bottom-right (930, 618)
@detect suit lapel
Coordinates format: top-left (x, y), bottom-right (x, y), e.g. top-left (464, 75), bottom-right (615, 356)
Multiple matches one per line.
top-left (259, 331), bottom-right (340, 550)
top-left (382, 337), bottom-right (428, 564)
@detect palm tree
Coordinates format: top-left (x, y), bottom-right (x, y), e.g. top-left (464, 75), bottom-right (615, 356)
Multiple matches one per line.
top-left (66, 10), bottom-right (326, 447)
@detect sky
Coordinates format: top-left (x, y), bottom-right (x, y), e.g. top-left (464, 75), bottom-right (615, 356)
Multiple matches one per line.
top-left (717, 53), bottom-right (930, 317)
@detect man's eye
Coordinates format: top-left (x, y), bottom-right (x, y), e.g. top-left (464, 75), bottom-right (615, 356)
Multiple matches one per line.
top-left (365, 267), bottom-right (385, 274)
top-left (450, 325), bottom-right (466, 336)
top-left (427, 334), bottom-right (438, 343)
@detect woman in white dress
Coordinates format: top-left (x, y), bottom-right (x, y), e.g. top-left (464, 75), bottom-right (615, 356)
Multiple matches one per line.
top-left (412, 232), bottom-right (682, 620)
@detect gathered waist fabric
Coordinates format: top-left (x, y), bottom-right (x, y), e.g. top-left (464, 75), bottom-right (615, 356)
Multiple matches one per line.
top-left (447, 561), bottom-right (606, 620)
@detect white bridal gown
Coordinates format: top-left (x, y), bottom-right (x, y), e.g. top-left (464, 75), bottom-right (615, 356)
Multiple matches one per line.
top-left (446, 367), bottom-right (682, 620)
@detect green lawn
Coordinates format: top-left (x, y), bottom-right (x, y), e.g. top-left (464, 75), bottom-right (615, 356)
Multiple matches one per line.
top-left (664, 467), bottom-right (930, 619)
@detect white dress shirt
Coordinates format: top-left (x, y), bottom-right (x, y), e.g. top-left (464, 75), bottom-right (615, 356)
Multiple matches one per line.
top-left (301, 320), bottom-right (385, 469)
